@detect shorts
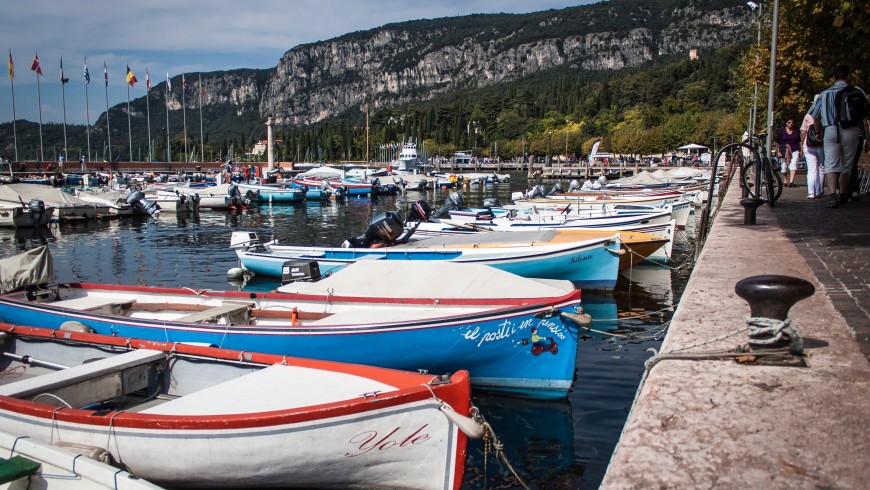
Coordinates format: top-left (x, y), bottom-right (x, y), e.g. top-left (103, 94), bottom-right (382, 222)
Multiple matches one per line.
top-left (822, 125), bottom-right (858, 174)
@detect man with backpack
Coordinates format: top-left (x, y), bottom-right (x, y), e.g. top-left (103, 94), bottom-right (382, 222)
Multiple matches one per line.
top-left (808, 64), bottom-right (870, 208)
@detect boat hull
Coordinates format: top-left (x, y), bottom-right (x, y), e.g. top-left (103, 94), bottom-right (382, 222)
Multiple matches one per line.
top-left (0, 284), bottom-right (585, 398)
top-left (0, 324), bottom-right (471, 489)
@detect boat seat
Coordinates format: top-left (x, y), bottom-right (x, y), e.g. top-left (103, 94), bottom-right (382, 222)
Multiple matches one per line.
top-left (175, 301), bottom-right (253, 324)
top-left (0, 349), bottom-right (166, 407)
top-left (50, 296), bottom-right (137, 314)
top-left (0, 455), bottom-right (41, 485)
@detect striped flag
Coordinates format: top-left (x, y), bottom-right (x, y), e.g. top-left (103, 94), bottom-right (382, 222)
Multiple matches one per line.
top-left (166, 71), bottom-right (171, 91)
top-left (30, 52), bottom-right (42, 75)
top-left (126, 64), bottom-right (137, 87)
top-left (60, 57), bottom-right (69, 84)
top-left (84, 59), bottom-right (90, 84)
top-left (103, 62), bottom-right (108, 87)
top-left (146, 68), bottom-right (151, 91)
top-left (182, 73), bottom-right (187, 92)
top-left (198, 74), bottom-right (204, 96)
top-left (7, 50), bottom-right (13, 78)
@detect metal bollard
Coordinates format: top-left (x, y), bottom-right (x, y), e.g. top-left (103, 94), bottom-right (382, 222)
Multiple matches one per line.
top-left (735, 275), bottom-right (815, 354)
top-left (739, 198), bottom-right (764, 225)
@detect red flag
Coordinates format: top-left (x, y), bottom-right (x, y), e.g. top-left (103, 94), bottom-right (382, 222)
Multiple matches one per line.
top-left (126, 65), bottom-right (137, 87)
top-left (30, 52), bottom-right (42, 75)
top-left (182, 73), bottom-right (187, 92)
top-left (146, 68), bottom-right (151, 91)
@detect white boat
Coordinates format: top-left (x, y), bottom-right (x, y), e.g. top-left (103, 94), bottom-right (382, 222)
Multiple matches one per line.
top-left (164, 183), bottom-right (259, 211)
top-left (0, 183), bottom-right (108, 222)
top-left (0, 322), bottom-right (477, 489)
top-left (0, 429), bottom-right (164, 489)
top-left (0, 201), bottom-right (54, 228)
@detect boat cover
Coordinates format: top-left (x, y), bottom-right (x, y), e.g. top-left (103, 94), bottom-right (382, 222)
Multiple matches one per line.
top-left (277, 261), bottom-right (576, 299)
top-left (0, 246), bottom-right (53, 293)
top-left (0, 183), bottom-right (93, 207)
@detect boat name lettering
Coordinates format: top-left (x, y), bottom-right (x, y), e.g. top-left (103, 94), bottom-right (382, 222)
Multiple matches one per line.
top-left (569, 254), bottom-right (592, 264)
top-left (463, 319), bottom-right (529, 347)
top-left (345, 424), bottom-right (431, 457)
top-left (537, 318), bottom-right (566, 340)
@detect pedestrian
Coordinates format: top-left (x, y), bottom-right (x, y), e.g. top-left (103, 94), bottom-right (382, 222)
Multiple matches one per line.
top-left (776, 117), bottom-right (801, 187)
top-left (80, 155), bottom-right (86, 172)
top-left (800, 97), bottom-right (824, 199)
top-left (808, 64), bottom-right (870, 208)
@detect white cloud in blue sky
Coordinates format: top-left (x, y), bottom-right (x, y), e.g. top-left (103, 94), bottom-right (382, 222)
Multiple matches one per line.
top-left (1, 0), bottom-right (594, 125)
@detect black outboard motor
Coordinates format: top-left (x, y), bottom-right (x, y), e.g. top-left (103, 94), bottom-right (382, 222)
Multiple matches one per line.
top-left (392, 175), bottom-right (405, 193)
top-left (431, 192), bottom-right (465, 219)
top-left (547, 182), bottom-right (563, 196)
top-left (27, 199), bottom-right (46, 225)
top-left (227, 184), bottom-right (243, 208)
top-left (370, 177), bottom-right (384, 197)
top-left (343, 211), bottom-right (405, 248)
top-left (526, 185), bottom-right (545, 199)
top-left (568, 179), bottom-right (581, 193)
top-left (406, 200), bottom-right (432, 222)
top-left (126, 190), bottom-right (161, 217)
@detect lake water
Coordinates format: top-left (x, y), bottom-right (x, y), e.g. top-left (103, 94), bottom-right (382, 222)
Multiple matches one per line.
top-left (0, 173), bottom-right (692, 489)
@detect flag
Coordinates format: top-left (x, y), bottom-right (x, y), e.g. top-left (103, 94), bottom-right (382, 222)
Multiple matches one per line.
top-left (198, 75), bottom-right (204, 96)
top-left (126, 64), bottom-right (137, 87)
top-left (166, 71), bottom-right (171, 91)
top-left (103, 62), bottom-right (108, 87)
top-left (84, 59), bottom-right (90, 84)
top-left (30, 52), bottom-right (42, 75)
top-left (182, 73), bottom-right (187, 92)
top-left (7, 50), bottom-right (13, 78)
top-left (145, 68), bottom-right (151, 91)
top-left (60, 57), bottom-right (69, 84)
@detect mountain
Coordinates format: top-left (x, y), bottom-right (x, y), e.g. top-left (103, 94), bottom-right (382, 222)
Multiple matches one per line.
top-left (1, 0), bottom-right (755, 162)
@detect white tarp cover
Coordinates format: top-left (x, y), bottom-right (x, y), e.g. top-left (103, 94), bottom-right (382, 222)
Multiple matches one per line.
top-left (0, 183), bottom-right (93, 207)
top-left (624, 171), bottom-right (666, 185)
top-left (296, 166), bottom-right (344, 179)
top-left (0, 245), bottom-right (53, 293)
top-left (278, 261), bottom-right (576, 300)
top-left (667, 168), bottom-right (706, 179)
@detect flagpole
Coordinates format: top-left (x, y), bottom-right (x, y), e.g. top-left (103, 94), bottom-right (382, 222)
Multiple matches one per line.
top-left (165, 72), bottom-right (171, 165)
top-left (127, 80), bottom-right (133, 162)
top-left (61, 57), bottom-right (68, 160)
top-left (182, 73), bottom-right (188, 162)
top-left (8, 50), bottom-right (18, 161)
top-left (36, 69), bottom-right (44, 163)
top-left (146, 69), bottom-right (152, 162)
top-left (84, 58), bottom-right (91, 163)
top-left (198, 74), bottom-right (204, 163)
top-left (104, 63), bottom-right (112, 163)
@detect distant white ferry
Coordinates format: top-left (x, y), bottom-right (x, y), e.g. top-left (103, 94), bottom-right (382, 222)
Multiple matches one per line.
top-left (452, 151), bottom-right (473, 165)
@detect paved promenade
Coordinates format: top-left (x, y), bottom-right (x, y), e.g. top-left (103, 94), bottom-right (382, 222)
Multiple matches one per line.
top-left (600, 169), bottom-right (870, 489)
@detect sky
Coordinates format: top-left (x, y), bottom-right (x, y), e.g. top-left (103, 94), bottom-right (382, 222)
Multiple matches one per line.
top-left (1, 0), bottom-right (594, 126)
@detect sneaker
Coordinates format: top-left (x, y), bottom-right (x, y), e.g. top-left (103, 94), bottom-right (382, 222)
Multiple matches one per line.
top-left (827, 196), bottom-right (840, 208)
top-left (807, 194), bottom-right (815, 199)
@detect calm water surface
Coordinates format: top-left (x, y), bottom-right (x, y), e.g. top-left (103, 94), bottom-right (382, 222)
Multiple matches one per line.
top-left (0, 173), bottom-right (693, 489)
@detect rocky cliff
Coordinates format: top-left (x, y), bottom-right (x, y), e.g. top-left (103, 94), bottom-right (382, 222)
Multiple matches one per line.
top-left (167, 0), bottom-right (753, 129)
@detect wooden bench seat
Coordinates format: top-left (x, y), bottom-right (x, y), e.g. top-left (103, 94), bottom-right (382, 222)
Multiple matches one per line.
top-left (50, 296), bottom-right (137, 314)
top-left (174, 302), bottom-right (253, 324)
top-left (0, 349), bottom-right (166, 407)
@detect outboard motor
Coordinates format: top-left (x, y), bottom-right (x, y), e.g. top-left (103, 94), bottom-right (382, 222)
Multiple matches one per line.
top-left (370, 177), bottom-right (384, 197)
top-left (126, 190), bottom-right (161, 217)
top-left (546, 182), bottom-right (563, 196)
top-left (406, 200), bottom-right (432, 222)
top-left (568, 180), bottom-right (581, 193)
top-left (392, 175), bottom-right (406, 192)
top-left (27, 199), bottom-right (46, 225)
top-left (342, 211), bottom-right (405, 248)
top-left (526, 185), bottom-right (545, 199)
top-left (431, 192), bottom-right (465, 219)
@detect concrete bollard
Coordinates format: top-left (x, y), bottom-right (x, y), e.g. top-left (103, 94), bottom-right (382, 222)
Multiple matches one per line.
top-left (739, 198), bottom-right (764, 225)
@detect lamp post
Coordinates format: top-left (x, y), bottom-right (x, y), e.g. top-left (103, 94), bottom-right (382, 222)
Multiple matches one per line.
top-left (547, 131), bottom-right (553, 166)
top-left (565, 120), bottom-right (569, 164)
top-left (747, 1), bottom-right (762, 138)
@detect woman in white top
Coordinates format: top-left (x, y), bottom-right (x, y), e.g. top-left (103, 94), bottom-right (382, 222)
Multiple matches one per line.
top-left (800, 108), bottom-right (825, 199)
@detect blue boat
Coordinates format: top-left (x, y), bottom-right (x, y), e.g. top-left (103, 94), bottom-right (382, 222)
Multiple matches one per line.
top-left (237, 183), bottom-right (305, 202)
top-left (0, 247), bottom-right (591, 399)
top-left (231, 228), bottom-right (622, 290)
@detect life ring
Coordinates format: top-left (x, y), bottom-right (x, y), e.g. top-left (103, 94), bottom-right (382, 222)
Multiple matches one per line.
top-left (448, 174), bottom-right (458, 183)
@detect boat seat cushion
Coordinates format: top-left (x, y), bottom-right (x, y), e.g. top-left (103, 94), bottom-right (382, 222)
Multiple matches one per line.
top-left (0, 456), bottom-right (41, 484)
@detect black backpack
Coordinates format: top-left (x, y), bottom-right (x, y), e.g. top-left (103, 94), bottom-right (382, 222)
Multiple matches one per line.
top-left (835, 85), bottom-right (870, 128)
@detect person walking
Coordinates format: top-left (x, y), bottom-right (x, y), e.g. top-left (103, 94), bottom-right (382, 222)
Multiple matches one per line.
top-left (776, 117), bottom-right (801, 187)
top-left (808, 64), bottom-right (870, 207)
top-left (800, 102), bottom-right (824, 199)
